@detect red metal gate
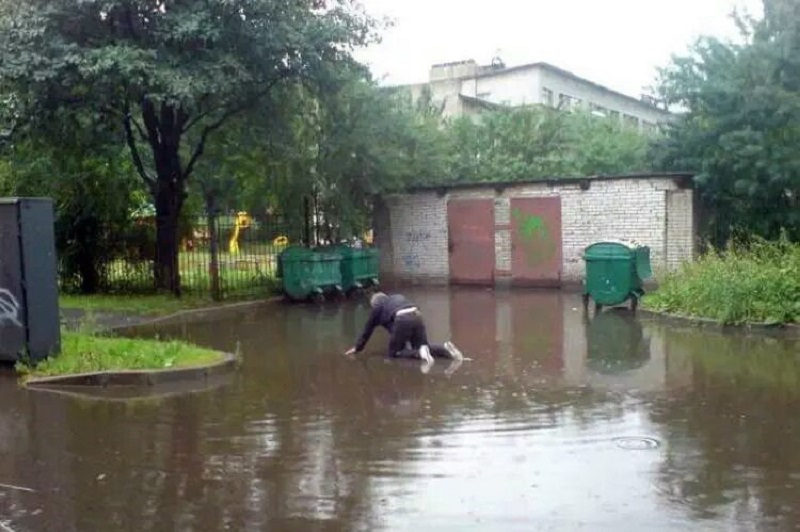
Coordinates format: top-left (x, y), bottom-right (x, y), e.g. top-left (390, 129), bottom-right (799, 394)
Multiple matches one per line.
top-left (510, 197), bottom-right (562, 287)
top-left (448, 199), bottom-right (495, 285)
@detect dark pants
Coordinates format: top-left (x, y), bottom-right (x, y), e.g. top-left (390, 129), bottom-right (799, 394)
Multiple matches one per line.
top-left (388, 312), bottom-right (451, 359)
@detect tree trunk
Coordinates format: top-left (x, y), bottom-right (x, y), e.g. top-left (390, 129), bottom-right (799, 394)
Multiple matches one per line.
top-left (142, 99), bottom-right (188, 296)
top-left (154, 179), bottom-right (183, 296)
top-left (78, 253), bottom-right (99, 294)
top-left (75, 218), bottom-right (100, 294)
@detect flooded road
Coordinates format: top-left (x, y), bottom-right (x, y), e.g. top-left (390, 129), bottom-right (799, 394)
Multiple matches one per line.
top-left (1, 287), bottom-right (800, 531)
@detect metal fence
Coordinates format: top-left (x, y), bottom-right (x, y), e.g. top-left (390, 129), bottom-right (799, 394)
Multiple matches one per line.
top-left (58, 212), bottom-right (308, 300)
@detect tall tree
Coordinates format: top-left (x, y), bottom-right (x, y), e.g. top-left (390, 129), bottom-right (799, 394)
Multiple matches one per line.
top-left (0, 0), bottom-right (377, 294)
top-left (653, 1), bottom-right (800, 243)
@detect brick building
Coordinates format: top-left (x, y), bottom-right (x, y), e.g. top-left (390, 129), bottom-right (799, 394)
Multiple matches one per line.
top-left (373, 173), bottom-right (696, 287)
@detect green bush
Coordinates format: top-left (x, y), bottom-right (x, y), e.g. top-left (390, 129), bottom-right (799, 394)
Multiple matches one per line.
top-left (644, 236), bottom-right (800, 325)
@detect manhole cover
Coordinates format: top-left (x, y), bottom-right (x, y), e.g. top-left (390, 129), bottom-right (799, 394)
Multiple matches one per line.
top-left (613, 437), bottom-right (660, 450)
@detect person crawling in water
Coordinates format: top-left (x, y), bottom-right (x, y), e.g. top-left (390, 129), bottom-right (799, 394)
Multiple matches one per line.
top-left (345, 292), bottom-right (464, 369)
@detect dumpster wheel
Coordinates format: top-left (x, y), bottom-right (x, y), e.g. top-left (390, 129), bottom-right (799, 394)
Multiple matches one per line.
top-left (347, 286), bottom-right (365, 300)
top-left (331, 285), bottom-right (346, 302)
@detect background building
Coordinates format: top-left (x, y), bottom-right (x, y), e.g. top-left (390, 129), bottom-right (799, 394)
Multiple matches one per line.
top-left (399, 59), bottom-right (673, 133)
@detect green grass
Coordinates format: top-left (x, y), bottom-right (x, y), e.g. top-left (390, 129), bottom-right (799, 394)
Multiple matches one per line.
top-left (16, 331), bottom-right (224, 380)
top-left (59, 294), bottom-right (217, 316)
top-left (644, 237), bottom-right (800, 325)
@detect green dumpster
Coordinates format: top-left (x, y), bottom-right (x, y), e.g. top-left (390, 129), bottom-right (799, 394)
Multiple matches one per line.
top-left (278, 245), bottom-right (344, 302)
top-left (330, 245), bottom-right (380, 295)
top-left (581, 240), bottom-right (652, 310)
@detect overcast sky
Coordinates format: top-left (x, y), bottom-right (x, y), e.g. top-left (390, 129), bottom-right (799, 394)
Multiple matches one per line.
top-left (353, 0), bottom-right (763, 98)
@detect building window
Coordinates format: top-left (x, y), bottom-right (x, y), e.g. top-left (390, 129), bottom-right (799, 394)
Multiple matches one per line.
top-left (558, 94), bottom-right (581, 110)
top-left (623, 114), bottom-right (639, 129)
top-left (541, 87), bottom-right (554, 107)
top-left (642, 121), bottom-right (658, 135)
top-left (589, 103), bottom-right (606, 117)
top-left (608, 110), bottom-right (620, 121)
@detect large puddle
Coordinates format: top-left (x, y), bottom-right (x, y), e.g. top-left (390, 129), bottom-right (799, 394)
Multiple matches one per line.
top-left (1, 287), bottom-right (800, 531)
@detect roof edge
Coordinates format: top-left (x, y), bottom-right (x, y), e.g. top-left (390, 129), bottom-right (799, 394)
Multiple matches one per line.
top-left (398, 172), bottom-right (696, 193)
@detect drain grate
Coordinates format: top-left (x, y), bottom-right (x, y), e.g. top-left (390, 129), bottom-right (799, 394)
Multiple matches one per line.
top-left (613, 437), bottom-right (660, 450)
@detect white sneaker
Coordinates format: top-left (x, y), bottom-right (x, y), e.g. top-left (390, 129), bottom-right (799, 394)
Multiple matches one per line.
top-left (444, 341), bottom-right (464, 362)
top-left (419, 345), bottom-right (433, 364)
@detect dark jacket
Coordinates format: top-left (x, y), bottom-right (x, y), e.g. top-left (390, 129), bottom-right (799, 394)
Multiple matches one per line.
top-left (354, 294), bottom-right (416, 352)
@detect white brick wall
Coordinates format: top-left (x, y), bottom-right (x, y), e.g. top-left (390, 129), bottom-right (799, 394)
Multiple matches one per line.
top-left (665, 190), bottom-right (695, 271)
top-left (378, 192), bottom-right (449, 283)
top-left (557, 179), bottom-right (673, 281)
top-left (376, 176), bottom-right (695, 285)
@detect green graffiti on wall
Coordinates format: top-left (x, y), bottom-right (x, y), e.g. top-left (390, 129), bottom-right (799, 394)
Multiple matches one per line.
top-left (512, 208), bottom-right (556, 266)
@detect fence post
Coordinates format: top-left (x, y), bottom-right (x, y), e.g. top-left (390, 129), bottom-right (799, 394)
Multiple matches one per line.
top-left (207, 210), bottom-right (222, 301)
top-left (303, 196), bottom-right (311, 246)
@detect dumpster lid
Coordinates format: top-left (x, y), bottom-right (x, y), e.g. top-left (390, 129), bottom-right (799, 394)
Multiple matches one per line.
top-left (582, 239), bottom-right (647, 261)
top-left (586, 239), bottom-right (642, 250)
top-left (279, 245), bottom-right (316, 260)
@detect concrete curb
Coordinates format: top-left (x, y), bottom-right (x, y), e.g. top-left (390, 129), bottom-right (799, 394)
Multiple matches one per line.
top-left (22, 371), bottom-right (236, 403)
top-left (22, 352), bottom-right (239, 389)
top-left (638, 308), bottom-right (800, 338)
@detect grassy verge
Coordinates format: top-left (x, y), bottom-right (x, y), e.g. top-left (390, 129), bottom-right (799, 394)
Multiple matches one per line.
top-left (59, 294), bottom-right (242, 317)
top-left (16, 331), bottom-right (224, 380)
top-left (644, 238), bottom-right (800, 325)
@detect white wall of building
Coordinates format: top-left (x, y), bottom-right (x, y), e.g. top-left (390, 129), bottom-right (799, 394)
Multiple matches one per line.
top-left (463, 69), bottom-right (544, 108)
top-left (399, 60), bottom-right (672, 131)
top-left (537, 67), bottom-right (669, 130)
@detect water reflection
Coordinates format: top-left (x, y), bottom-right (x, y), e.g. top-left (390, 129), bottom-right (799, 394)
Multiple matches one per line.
top-left (0, 289), bottom-right (797, 530)
top-left (586, 309), bottom-right (651, 374)
top-left (647, 325), bottom-right (800, 530)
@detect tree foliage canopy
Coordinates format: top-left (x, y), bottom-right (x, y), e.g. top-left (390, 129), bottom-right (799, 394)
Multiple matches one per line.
top-left (653, 0), bottom-right (800, 242)
top-left (443, 106), bottom-right (652, 184)
top-left (0, 0), bottom-right (379, 293)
